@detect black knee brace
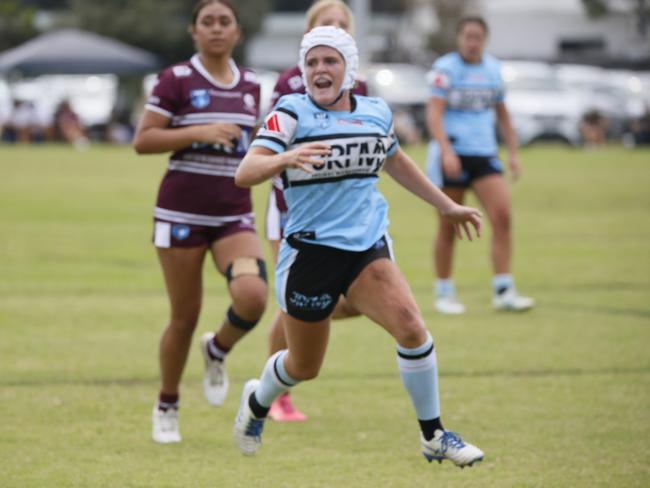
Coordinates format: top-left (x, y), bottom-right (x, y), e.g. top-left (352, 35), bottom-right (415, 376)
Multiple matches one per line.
top-left (226, 305), bottom-right (260, 331)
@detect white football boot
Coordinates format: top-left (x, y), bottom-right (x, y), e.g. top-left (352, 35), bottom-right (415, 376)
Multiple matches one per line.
top-left (421, 430), bottom-right (484, 468)
top-left (435, 296), bottom-right (466, 315)
top-left (152, 406), bottom-right (181, 444)
top-left (233, 379), bottom-right (265, 456)
top-left (200, 332), bottom-right (229, 406)
top-left (493, 287), bottom-right (535, 312)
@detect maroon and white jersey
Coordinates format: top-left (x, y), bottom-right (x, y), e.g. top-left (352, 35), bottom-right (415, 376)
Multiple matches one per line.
top-left (145, 54), bottom-right (260, 226)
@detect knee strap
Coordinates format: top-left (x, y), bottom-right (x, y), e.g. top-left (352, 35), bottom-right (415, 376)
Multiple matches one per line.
top-left (225, 257), bottom-right (267, 283)
top-left (227, 306), bottom-right (259, 331)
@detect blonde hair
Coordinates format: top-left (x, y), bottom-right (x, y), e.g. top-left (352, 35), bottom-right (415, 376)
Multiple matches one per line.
top-left (305, 0), bottom-right (355, 35)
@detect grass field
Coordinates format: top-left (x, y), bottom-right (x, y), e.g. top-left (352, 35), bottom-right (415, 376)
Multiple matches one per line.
top-left (1, 143), bottom-right (649, 487)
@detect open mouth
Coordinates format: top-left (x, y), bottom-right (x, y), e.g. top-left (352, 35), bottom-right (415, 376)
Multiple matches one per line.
top-left (314, 78), bottom-right (333, 89)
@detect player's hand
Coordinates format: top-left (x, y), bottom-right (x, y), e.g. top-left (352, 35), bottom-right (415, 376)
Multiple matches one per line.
top-left (441, 149), bottom-right (462, 179)
top-left (440, 204), bottom-right (482, 241)
top-left (281, 143), bottom-right (331, 173)
top-left (193, 123), bottom-right (242, 148)
top-left (509, 155), bottom-right (522, 182)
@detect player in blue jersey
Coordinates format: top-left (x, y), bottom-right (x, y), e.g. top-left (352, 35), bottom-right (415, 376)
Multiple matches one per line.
top-left (231, 25), bottom-right (485, 467)
top-left (426, 16), bottom-right (534, 315)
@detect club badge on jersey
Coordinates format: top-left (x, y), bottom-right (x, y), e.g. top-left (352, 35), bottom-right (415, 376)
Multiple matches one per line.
top-left (314, 112), bottom-right (331, 129)
top-left (190, 89), bottom-right (210, 109)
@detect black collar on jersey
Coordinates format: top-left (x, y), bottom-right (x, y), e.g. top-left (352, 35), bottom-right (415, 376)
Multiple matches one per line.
top-left (308, 92), bottom-right (357, 113)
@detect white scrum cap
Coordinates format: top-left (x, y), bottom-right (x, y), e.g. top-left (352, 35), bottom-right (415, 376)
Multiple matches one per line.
top-left (298, 25), bottom-right (359, 96)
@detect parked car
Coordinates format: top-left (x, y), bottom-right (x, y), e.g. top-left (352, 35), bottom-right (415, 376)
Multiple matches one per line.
top-left (501, 60), bottom-right (587, 145)
top-left (555, 64), bottom-right (647, 138)
top-left (362, 63), bottom-right (430, 143)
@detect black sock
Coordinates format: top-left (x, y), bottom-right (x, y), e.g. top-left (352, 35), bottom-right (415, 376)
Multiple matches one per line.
top-left (419, 418), bottom-right (444, 441)
top-left (248, 392), bottom-right (269, 419)
top-left (158, 392), bottom-right (179, 411)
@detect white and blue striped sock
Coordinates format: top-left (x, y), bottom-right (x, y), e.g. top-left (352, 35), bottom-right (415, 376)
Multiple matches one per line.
top-left (254, 350), bottom-right (299, 408)
top-left (435, 279), bottom-right (456, 298)
top-left (396, 333), bottom-right (441, 422)
top-left (493, 274), bottom-right (514, 295)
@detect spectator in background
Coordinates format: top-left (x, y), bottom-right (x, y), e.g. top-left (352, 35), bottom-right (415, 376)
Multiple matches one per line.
top-left (54, 100), bottom-right (89, 149)
top-left (6, 99), bottom-right (38, 143)
top-left (106, 109), bottom-right (134, 145)
top-left (580, 108), bottom-right (607, 148)
top-left (628, 103), bottom-right (650, 146)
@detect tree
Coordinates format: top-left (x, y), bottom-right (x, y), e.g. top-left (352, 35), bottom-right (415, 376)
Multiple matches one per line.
top-left (582, 0), bottom-right (649, 37)
top-left (69, 0), bottom-right (271, 65)
top-left (427, 0), bottom-right (476, 55)
top-left (0, 0), bottom-right (38, 52)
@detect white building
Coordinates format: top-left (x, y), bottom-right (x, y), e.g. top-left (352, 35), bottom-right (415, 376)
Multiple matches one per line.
top-left (246, 0), bottom-right (649, 69)
top-left (481, 0), bottom-right (650, 66)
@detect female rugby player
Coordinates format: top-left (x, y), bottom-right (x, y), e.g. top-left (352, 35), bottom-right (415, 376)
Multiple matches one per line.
top-left (233, 26), bottom-right (485, 468)
top-left (426, 16), bottom-right (534, 314)
top-left (133, 0), bottom-right (267, 443)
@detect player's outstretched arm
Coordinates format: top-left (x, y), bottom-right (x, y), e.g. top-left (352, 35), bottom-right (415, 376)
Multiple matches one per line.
top-left (384, 148), bottom-right (482, 240)
top-left (235, 143), bottom-right (330, 187)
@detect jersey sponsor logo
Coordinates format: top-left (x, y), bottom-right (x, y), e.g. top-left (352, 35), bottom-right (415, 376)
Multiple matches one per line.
top-left (286, 135), bottom-right (389, 184)
top-left (289, 291), bottom-right (333, 311)
top-left (265, 113), bottom-right (282, 133)
top-left (288, 75), bottom-right (303, 91)
top-left (244, 71), bottom-right (258, 83)
top-left (191, 127), bottom-right (252, 154)
top-left (428, 69), bottom-right (450, 89)
top-left (190, 89), bottom-right (210, 109)
top-left (208, 89), bottom-right (242, 99)
top-left (172, 65), bottom-right (192, 78)
top-left (337, 118), bottom-right (363, 126)
top-left (448, 87), bottom-right (501, 111)
top-left (243, 93), bottom-right (257, 113)
top-left (171, 224), bottom-right (191, 241)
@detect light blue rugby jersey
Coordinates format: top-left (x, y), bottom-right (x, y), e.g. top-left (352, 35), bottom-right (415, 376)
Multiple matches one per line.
top-left (252, 93), bottom-right (398, 251)
top-left (429, 52), bottom-right (504, 156)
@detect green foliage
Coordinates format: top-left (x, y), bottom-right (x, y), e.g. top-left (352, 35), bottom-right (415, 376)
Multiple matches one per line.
top-left (69, 0), bottom-right (271, 65)
top-left (0, 144), bottom-right (649, 486)
top-left (427, 0), bottom-right (472, 55)
top-left (581, 0), bottom-right (609, 18)
top-left (0, 0), bottom-right (38, 52)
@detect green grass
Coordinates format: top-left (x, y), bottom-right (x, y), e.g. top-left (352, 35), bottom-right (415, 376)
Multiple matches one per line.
top-left (1, 143), bottom-right (649, 487)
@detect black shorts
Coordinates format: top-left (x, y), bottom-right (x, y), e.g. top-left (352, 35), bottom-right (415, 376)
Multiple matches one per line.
top-left (443, 155), bottom-right (503, 188)
top-left (276, 234), bottom-right (394, 322)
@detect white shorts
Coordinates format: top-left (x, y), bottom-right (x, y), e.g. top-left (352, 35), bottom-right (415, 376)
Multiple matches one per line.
top-left (265, 189), bottom-right (286, 241)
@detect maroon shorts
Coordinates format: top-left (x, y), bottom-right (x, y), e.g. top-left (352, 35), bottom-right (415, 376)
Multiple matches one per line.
top-left (152, 218), bottom-right (256, 248)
